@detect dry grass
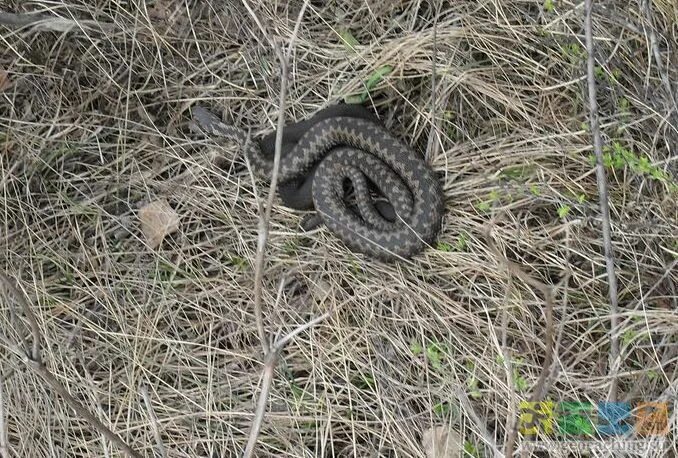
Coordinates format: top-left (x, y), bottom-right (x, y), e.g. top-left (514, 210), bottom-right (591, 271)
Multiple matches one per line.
top-left (1, 1), bottom-right (677, 457)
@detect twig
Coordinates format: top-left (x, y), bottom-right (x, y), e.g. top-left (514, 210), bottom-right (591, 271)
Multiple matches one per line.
top-left (483, 229), bottom-right (557, 457)
top-left (0, 273), bottom-right (40, 361)
top-left (241, 1), bottom-right (313, 456)
top-left (242, 310), bottom-right (331, 458)
top-left (456, 388), bottom-right (503, 458)
top-left (0, 374), bottom-right (8, 458)
top-left (584, 0), bottom-right (621, 402)
top-left (238, 2), bottom-right (275, 50)
top-left (0, 11), bottom-right (115, 32)
top-left (247, 0), bottom-right (310, 356)
top-left (425, 8), bottom-right (441, 162)
top-left (140, 385), bottom-right (167, 458)
top-left (0, 272), bottom-right (142, 458)
top-left (640, 0), bottom-right (678, 110)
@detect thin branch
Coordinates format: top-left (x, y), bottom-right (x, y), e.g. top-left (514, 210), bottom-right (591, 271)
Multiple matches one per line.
top-left (140, 385), bottom-right (167, 458)
top-left (640, 0), bottom-right (678, 111)
top-left (456, 388), bottom-right (503, 458)
top-left (23, 358), bottom-right (143, 458)
top-left (484, 228), bottom-right (558, 458)
top-left (0, 11), bottom-right (115, 32)
top-left (241, 2), bottom-right (313, 457)
top-left (0, 272), bottom-right (40, 361)
top-left (242, 310), bottom-right (331, 458)
top-left (584, 0), bottom-right (621, 402)
top-left (425, 6), bottom-right (441, 162)
top-left (0, 374), bottom-right (8, 458)
top-left (247, 0), bottom-right (311, 357)
top-left (0, 272), bottom-right (142, 458)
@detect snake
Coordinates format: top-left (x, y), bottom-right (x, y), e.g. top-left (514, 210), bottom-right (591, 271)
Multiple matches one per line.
top-left (192, 103), bottom-right (443, 261)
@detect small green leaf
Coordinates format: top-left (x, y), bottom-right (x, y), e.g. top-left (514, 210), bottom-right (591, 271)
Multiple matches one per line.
top-left (464, 441), bottom-right (480, 457)
top-left (338, 29), bottom-right (359, 51)
top-left (355, 374), bottom-right (375, 389)
top-left (410, 341), bottom-right (423, 355)
top-left (621, 329), bottom-right (638, 346)
top-left (611, 68), bottom-right (622, 81)
top-left (594, 66), bottom-right (606, 80)
top-left (365, 65), bottom-right (393, 90)
top-left (514, 374), bottom-right (528, 392)
top-left (544, 0), bottom-right (554, 12)
top-left (500, 165), bottom-right (536, 181)
top-left (618, 97), bottom-right (630, 112)
top-left (557, 205), bottom-right (571, 218)
top-left (529, 184), bottom-right (541, 196)
top-left (433, 402), bottom-right (450, 416)
top-left (282, 240), bottom-right (298, 254)
top-left (476, 201), bottom-right (490, 212)
top-left (576, 193), bottom-right (587, 203)
top-left (561, 43), bottom-right (584, 63)
top-left (437, 241), bottom-right (453, 252)
top-left (228, 255), bottom-right (248, 270)
top-left (427, 343), bottom-right (444, 369)
top-left (344, 65), bottom-right (393, 104)
top-left (289, 382), bottom-right (305, 402)
top-left (455, 233), bottom-right (469, 251)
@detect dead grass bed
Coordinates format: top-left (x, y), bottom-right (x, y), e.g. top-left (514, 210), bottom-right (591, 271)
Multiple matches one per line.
top-left (0, 1), bottom-right (676, 457)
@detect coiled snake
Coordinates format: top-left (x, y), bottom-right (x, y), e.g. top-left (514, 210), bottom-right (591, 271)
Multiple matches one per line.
top-left (192, 104), bottom-right (443, 260)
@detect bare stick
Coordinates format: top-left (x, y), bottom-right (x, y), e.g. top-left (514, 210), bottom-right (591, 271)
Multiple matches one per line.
top-left (247, 0), bottom-right (310, 356)
top-left (456, 388), bottom-right (503, 458)
top-left (0, 11), bottom-right (115, 32)
top-left (0, 375), bottom-right (8, 458)
top-left (0, 272), bottom-right (143, 458)
top-left (241, 2), bottom-right (313, 456)
top-left (0, 272), bottom-right (40, 360)
top-left (425, 10), bottom-right (441, 162)
top-left (23, 358), bottom-right (143, 458)
top-left (640, 0), bottom-right (678, 110)
top-left (584, 0), bottom-right (621, 402)
top-left (140, 385), bottom-right (167, 458)
top-left (483, 229), bottom-right (556, 458)
top-left (242, 311), bottom-right (331, 458)
top-left (238, 2), bottom-right (274, 49)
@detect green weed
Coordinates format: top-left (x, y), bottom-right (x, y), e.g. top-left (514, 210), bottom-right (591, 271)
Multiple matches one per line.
top-left (464, 440), bottom-right (482, 457)
top-left (560, 43), bottom-right (585, 64)
top-left (345, 65), bottom-right (393, 104)
top-left (338, 29), bottom-right (359, 52)
top-left (557, 204), bottom-right (571, 219)
top-left (589, 141), bottom-right (676, 190)
top-left (437, 241), bottom-right (453, 252)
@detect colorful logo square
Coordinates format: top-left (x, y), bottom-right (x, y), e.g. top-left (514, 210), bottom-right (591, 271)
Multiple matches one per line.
top-left (519, 401), bottom-right (555, 437)
top-left (556, 402), bottom-right (595, 437)
top-left (635, 402), bottom-right (669, 436)
top-left (596, 401), bottom-right (632, 436)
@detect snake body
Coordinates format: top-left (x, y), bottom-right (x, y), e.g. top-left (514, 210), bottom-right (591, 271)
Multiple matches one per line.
top-left (193, 104), bottom-right (443, 260)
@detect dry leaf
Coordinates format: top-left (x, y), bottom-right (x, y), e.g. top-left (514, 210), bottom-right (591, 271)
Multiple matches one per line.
top-left (0, 68), bottom-right (12, 92)
top-left (422, 426), bottom-right (463, 458)
top-left (138, 199), bottom-right (179, 248)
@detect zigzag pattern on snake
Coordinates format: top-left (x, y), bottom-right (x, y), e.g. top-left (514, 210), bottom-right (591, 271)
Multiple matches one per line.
top-left (192, 104), bottom-right (443, 260)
